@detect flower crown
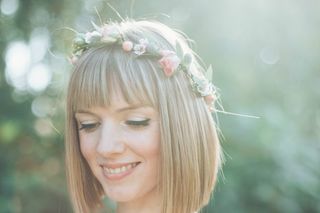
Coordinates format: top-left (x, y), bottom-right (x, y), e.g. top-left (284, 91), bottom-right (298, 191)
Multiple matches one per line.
top-left (70, 22), bottom-right (217, 111)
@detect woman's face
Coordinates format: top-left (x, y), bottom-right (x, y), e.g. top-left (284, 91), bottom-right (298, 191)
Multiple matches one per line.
top-left (75, 95), bottom-right (161, 203)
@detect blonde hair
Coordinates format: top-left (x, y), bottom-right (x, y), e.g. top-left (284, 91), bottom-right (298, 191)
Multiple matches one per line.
top-left (65, 19), bottom-right (221, 213)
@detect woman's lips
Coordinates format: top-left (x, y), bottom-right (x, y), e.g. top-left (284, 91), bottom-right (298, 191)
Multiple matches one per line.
top-left (101, 162), bottom-right (141, 181)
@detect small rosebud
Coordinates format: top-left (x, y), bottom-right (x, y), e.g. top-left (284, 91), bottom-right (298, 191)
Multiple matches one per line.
top-left (204, 94), bottom-right (216, 112)
top-left (68, 55), bottom-right (79, 65)
top-left (204, 94), bottom-right (216, 105)
top-left (122, 41), bottom-right (133, 51)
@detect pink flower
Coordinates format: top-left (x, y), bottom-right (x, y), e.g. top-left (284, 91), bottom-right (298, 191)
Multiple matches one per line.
top-left (204, 94), bottom-right (216, 105)
top-left (204, 94), bottom-right (216, 112)
top-left (122, 41), bottom-right (133, 51)
top-left (69, 55), bottom-right (79, 65)
top-left (158, 50), bottom-right (181, 77)
top-left (132, 39), bottom-right (148, 55)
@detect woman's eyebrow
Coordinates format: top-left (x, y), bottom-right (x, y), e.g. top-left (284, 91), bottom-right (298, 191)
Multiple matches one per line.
top-left (74, 110), bottom-right (98, 117)
top-left (116, 105), bottom-right (150, 113)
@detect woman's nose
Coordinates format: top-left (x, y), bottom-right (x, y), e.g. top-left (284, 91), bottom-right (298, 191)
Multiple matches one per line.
top-left (96, 121), bottom-right (125, 156)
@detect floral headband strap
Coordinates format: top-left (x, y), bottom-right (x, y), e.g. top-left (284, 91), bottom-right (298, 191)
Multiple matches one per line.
top-left (70, 22), bottom-right (217, 111)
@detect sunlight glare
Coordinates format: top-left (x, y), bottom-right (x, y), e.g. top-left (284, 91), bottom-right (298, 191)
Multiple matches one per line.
top-left (27, 63), bottom-right (51, 92)
top-left (5, 41), bottom-right (31, 90)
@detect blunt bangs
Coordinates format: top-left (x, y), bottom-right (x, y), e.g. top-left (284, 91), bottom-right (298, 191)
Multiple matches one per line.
top-left (68, 46), bottom-right (160, 112)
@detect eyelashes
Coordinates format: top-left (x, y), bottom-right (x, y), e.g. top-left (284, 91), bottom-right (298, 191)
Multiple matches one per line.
top-left (78, 119), bottom-right (151, 132)
top-left (125, 119), bottom-right (150, 127)
top-left (78, 123), bottom-right (100, 131)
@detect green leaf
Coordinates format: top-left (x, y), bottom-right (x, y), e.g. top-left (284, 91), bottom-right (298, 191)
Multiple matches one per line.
top-left (147, 42), bottom-right (159, 55)
top-left (182, 53), bottom-right (193, 68)
top-left (73, 37), bottom-right (85, 45)
top-left (175, 41), bottom-right (184, 59)
top-left (205, 65), bottom-right (213, 81)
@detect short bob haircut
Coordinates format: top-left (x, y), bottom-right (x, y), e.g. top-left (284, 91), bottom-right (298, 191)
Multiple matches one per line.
top-left (65, 19), bottom-right (221, 213)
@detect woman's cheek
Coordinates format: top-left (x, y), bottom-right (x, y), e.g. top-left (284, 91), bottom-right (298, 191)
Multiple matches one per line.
top-left (131, 126), bottom-right (160, 156)
top-left (79, 133), bottom-right (98, 159)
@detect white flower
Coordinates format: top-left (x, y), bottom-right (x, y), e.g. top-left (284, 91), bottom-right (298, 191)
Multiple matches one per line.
top-left (133, 39), bottom-right (149, 55)
top-left (100, 25), bottom-right (120, 43)
top-left (138, 38), bottom-right (148, 45)
top-left (85, 31), bottom-right (102, 44)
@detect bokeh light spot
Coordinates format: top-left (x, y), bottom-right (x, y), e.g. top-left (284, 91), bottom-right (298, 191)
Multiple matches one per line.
top-left (5, 41), bottom-right (31, 90)
top-left (0, 121), bottom-right (20, 144)
top-left (259, 47), bottom-right (280, 65)
top-left (0, 0), bottom-right (19, 16)
top-left (34, 118), bottom-right (54, 137)
top-left (31, 96), bottom-right (54, 118)
top-left (30, 28), bottom-right (50, 63)
top-left (27, 63), bottom-right (51, 92)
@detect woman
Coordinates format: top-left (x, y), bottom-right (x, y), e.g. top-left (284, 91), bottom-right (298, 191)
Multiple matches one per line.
top-left (65, 19), bottom-right (221, 213)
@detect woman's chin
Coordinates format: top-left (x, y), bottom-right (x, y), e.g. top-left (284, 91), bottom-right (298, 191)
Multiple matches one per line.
top-left (103, 188), bottom-right (136, 203)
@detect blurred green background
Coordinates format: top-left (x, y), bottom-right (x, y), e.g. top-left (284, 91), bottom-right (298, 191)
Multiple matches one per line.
top-left (0, 0), bottom-right (319, 212)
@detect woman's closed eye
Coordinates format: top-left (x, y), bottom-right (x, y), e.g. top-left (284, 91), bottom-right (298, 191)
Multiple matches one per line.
top-left (79, 122), bottom-right (100, 132)
top-left (125, 118), bottom-right (150, 128)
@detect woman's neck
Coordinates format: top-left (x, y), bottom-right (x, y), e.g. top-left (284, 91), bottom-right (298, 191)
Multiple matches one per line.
top-left (116, 189), bottom-right (161, 213)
